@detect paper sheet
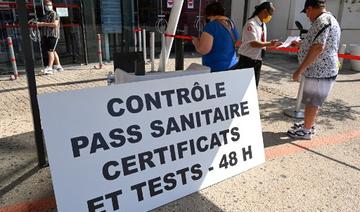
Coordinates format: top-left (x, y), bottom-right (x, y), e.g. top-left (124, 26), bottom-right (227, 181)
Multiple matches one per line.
top-left (278, 36), bottom-right (301, 48)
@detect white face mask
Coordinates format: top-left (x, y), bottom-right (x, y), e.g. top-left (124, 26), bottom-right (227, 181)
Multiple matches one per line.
top-left (45, 5), bottom-right (53, 11)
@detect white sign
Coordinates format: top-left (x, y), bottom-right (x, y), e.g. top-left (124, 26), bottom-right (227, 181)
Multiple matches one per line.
top-left (56, 8), bottom-right (68, 17)
top-left (188, 0), bottom-right (194, 9)
top-left (38, 69), bottom-right (265, 212)
top-left (167, 0), bottom-right (173, 8)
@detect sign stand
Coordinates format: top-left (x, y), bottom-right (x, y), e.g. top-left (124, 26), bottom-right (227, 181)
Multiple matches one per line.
top-left (16, 0), bottom-right (47, 167)
top-left (284, 76), bottom-right (305, 119)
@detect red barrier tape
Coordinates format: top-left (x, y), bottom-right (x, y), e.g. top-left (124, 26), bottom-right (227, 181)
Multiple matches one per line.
top-left (0, 23), bottom-right (80, 29)
top-left (267, 47), bottom-right (299, 53)
top-left (53, 3), bottom-right (81, 8)
top-left (164, 33), bottom-right (193, 41)
top-left (161, 36), bottom-right (359, 60)
top-left (338, 53), bottom-right (360, 61)
top-left (268, 47), bottom-right (360, 61)
top-left (0, 2), bottom-right (80, 8)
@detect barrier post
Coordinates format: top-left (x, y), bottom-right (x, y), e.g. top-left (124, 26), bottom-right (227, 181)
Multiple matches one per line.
top-left (134, 30), bottom-right (138, 52)
top-left (97, 34), bottom-right (103, 69)
top-left (175, 36), bottom-right (184, 70)
top-left (138, 29), bottom-right (142, 52)
top-left (159, 34), bottom-right (166, 72)
top-left (142, 29), bottom-right (148, 63)
top-left (17, 0), bottom-right (47, 168)
top-left (158, 0), bottom-right (184, 70)
top-left (104, 33), bottom-right (110, 61)
top-left (284, 76), bottom-right (305, 119)
top-left (150, 32), bottom-right (155, 72)
top-left (7, 37), bottom-right (18, 79)
top-left (338, 44), bottom-right (346, 70)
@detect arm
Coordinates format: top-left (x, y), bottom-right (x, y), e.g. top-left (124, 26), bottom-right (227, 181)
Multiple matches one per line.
top-left (38, 13), bottom-right (59, 28)
top-left (192, 32), bottom-right (213, 55)
top-left (293, 43), bottom-right (324, 81)
top-left (243, 23), bottom-right (281, 48)
top-left (38, 20), bottom-right (59, 28)
top-left (250, 40), bottom-right (281, 48)
top-left (290, 40), bottom-right (302, 48)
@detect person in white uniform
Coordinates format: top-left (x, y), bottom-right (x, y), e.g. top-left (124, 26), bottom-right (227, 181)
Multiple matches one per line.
top-left (235, 1), bottom-right (281, 88)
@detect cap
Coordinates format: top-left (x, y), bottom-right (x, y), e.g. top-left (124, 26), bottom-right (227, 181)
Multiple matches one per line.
top-left (301, 0), bottom-right (326, 13)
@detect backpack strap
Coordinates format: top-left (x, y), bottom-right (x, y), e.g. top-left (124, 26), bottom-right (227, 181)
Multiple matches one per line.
top-left (216, 19), bottom-right (237, 49)
top-left (313, 23), bottom-right (331, 43)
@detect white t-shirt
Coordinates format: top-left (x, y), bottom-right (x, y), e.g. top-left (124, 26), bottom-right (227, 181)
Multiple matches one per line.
top-left (238, 16), bottom-right (267, 61)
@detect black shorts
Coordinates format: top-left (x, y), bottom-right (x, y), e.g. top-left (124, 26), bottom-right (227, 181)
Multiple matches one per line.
top-left (43, 37), bottom-right (59, 52)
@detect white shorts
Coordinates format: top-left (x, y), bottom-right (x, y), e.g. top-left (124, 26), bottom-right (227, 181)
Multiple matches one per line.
top-left (302, 77), bottom-right (335, 107)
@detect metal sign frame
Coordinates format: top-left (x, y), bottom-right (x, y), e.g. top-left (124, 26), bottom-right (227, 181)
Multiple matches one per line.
top-left (16, 0), bottom-right (47, 168)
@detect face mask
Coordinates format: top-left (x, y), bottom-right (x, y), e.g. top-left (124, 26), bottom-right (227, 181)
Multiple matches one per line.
top-left (45, 5), bottom-right (53, 12)
top-left (262, 15), bottom-right (272, 24)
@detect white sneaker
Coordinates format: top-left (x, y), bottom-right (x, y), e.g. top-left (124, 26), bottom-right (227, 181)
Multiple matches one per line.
top-left (54, 65), bottom-right (64, 72)
top-left (287, 127), bottom-right (312, 140)
top-left (42, 66), bottom-right (54, 75)
top-left (290, 122), bottom-right (316, 134)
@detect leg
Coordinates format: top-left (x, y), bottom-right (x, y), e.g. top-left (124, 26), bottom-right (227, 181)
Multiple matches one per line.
top-left (236, 55), bottom-right (258, 87)
top-left (54, 51), bottom-right (61, 66)
top-left (253, 61), bottom-right (262, 88)
top-left (47, 51), bottom-right (55, 68)
top-left (236, 55), bottom-right (253, 69)
top-left (304, 104), bottom-right (318, 129)
top-left (47, 37), bottom-right (59, 68)
top-left (302, 78), bottom-right (334, 130)
top-left (41, 37), bottom-right (49, 66)
top-left (287, 104), bottom-right (316, 139)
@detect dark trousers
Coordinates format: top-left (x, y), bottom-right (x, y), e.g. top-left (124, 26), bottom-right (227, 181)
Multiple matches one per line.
top-left (235, 55), bottom-right (262, 88)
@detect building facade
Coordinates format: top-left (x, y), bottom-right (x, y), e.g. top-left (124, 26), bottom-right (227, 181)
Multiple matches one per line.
top-left (0, 0), bottom-right (231, 74)
top-left (0, 0), bottom-right (358, 74)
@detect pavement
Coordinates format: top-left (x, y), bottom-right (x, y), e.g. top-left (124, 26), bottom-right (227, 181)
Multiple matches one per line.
top-left (0, 53), bottom-right (359, 212)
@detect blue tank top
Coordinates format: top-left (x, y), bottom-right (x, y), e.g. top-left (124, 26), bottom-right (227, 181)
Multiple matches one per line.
top-left (202, 20), bottom-right (239, 72)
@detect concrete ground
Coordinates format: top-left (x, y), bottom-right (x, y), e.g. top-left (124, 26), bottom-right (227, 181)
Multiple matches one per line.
top-left (0, 53), bottom-right (359, 212)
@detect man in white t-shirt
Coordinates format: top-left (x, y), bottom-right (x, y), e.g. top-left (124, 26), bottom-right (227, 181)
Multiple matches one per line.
top-left (287, 0), bottom-right (341, 140)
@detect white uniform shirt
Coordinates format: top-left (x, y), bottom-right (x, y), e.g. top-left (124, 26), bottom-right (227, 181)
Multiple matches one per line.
top-left (238, 16), bottom-right (267, 61)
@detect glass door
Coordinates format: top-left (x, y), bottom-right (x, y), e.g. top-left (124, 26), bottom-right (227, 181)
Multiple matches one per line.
top-left (0, 0), bottom-right (88, 74)
top-left (0, 0), bottom-right (24, 73)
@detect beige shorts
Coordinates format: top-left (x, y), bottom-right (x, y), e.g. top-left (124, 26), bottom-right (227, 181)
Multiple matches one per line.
top-left (302, 77), bottom-right (335, 107)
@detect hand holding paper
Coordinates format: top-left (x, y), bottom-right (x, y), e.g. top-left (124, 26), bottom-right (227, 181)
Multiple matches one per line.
top-left (278, 36), bottom-right (301, 48)
top-left (269, 39), bottom-right (283, 48)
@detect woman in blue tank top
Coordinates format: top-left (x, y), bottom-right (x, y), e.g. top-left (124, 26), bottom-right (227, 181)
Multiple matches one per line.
top-left (192, 2), bottom-right (240, 72)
